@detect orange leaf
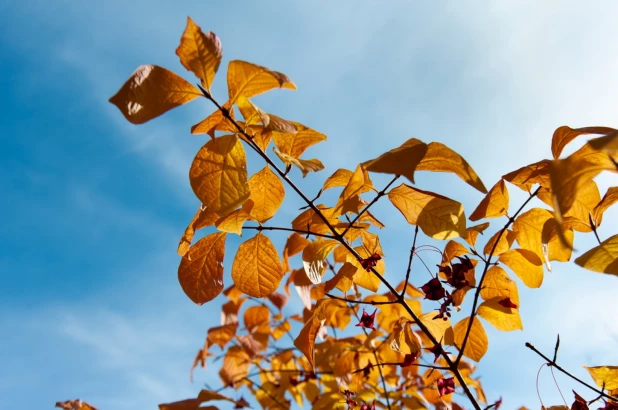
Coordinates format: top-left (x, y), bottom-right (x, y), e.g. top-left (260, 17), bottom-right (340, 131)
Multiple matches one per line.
top-left (232, 233), bottom-right (283, 297)
top-left (301, 239), bottom-right (339, 284)
top-left (502, 160), bottom-right (551, 193)
top-left (215, 209), bottom-right (250, 235)
top-left (464, 222), bottom-right (490, 247)
top-left (388, 184), bottom-right (466, 240)
top-left (293, 299), bottom-right (333, 370)
top-left (362, 138), bottom-right (428, 183)
top-left (227, 60), bottom-right (296, 103)
top-left (109, 65), bottom-right (201, 124)
top-left (176, 17), bottom-right (222, 91)
top-left (593, 187), bottom-right (618, 227)
top-left (243, 166), bottom-right (285, 223)
top-left (272, 124), bottom-right (327, 159)
top-left (273, 148), bottom-right (324, 177)
top-left (469, 180), bottom-right (509, 221)
top-left (178, 206), bottom-right (220, 256)
top-left (189, 134), bottom-right (250, 215)
top-left (417, 141), bottom-right (487, 194)
top-left (219, 346), bottom-right (250, 386)
top-left (334, 164), bottom-right (374, 216)
top-left (453, 316), bottom-right (488, 362)
top-left (480, 266), bottom-right (520, 306)
top-left (244, 306), bottom-right (271, 332)
top-left (551, 125), bottom-right (617, 159)
top-left (482, 229), bottom-right (516, 256)
top-left (323, 168), bottom-right (354, 191)
top-left (178, 232), bottom-right (227, 305)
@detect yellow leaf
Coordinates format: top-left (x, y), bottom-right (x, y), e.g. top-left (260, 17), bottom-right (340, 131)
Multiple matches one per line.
top-left (232, 233), bottom-right (283, 297)
top-left (324, 262), bottom-right (357, 293)
top-left (323, 168), bottom-right (353, 191)
top-left (464, 222), bottom-right (490, 247)
top-left (190, 102), bottom-right (237, 137)
top-left (483, 229), bottom-right (516, 256)
top-left (538, 182), bottom-right (600, 232)
top-left (219, 345), bottom-right (250, 386)
top-left (480, 266), bottom-right (520, 306)
top-left (109, 65), bottom-right (201, 124)
top-left (390, 319), bottom-right (423, 355)
top-left (575, 234), bottom-right (618, 275)
top-left (334, 164), bottom-right (374, 216)
top-left (207, 323), bottom-right (238, 349)
top-left (190, 135), bottom-right (250, 215)
top-left (236, 96), bottom-right (269, 126)
top-left (301, 239), bottom-right (339, 284)
top-left (593, 187), bottom-right (618, 227)
top-left (388, 183), bottom-right (466, 240)
top-left (453, 316), bottom-right (488, 362)
top-left (499, 248), bottom-right (544, 288)
top-left (293, 299), bottom-right (333, 370)
top-left (282, 233), bottom-right (310, 272)
top-left (272, 123), bottom-right (326, 158)
top-left (243, 306), bottom-right (270, 332)
top-left (512, 208), bottom-right (553, 259)
top-left (551, 125), bottom-right (617, 159)
top-left (584, 366), bottom-right (618, 390)
top-left (502, 160), bottom-right (551, 192)
top-left (241, 166), bottom-right (285, 223)
top-left (178, 232), bottom-right (227, 305)
top-left (550, 144), bottom-right (617, 219)
top-left (214, 209), bottom-right (250, 235)
top-left (273, 148), bottom-right (324, 177)
top-left (477, 297), bottom-right (522, 331)
top-left (176, 17), bottom-right (222, 91)
top-left (469, 180), bottom-right (509, 221)
top-left (418, 312), bottom-right (455, 345)
top-left (227, 60), bottom-right (296, 103)
top-left (362, 138), bottom-right (429, 183)
top-left (417, 141), bottom-right (487, 193)
top-left (178, 206), bottom-right (220, 256)
top-left (348, 246), bottom-right (385, 292)
top-left (441, 240), bottom-right (469, 264)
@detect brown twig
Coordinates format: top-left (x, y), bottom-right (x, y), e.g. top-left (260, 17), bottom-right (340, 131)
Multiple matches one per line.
top-left (243, 225), bottom-right (336, 239)
top-left (401, 225), bottom-right (420, 297)
top-left (325, 293), bottom-right (397, 306)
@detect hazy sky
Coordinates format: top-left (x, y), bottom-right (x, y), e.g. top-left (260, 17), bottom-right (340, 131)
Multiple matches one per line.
top-left (2, 1), bottom-right (618, 409)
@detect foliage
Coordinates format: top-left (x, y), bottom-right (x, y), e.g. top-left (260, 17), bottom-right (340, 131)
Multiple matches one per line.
top-left (90, 16), bottom-right (618, 410)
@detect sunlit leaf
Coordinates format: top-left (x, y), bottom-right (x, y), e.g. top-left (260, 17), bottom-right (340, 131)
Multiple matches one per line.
top-left (178, 206), bottom-right (220, 256)
top-left (453, 316), bottom-right (488, 362)
top-left (324, 262), bottom-right (357, 293)
top-left (575, 234), bottom-right (618, 275)
top-left (190, 135), bottom-right (250, 215)
top-left (584, 366), bottom-right (618, 391)
top-left (219, 345), bottom-right (250, 386)
top-left (551, 125), bottom-right (617, 159)
top-left (215, 209), bottom-right (250, 235)
top-left (537, 182), bottom-right (600, 232)
top-left (241, 166), bottom-right (285, 223)
top-left (301, 239), bottom-right (339, 284)
top-left (483, 229), bottom-right (516, 256)
top-left (389, 183), bottom-right (466, 240)
top-left (417, 141), bottom-right (487, 193)
top-left (227, 60), bottom-right (296, 103)
top-left (418, 312), bottom-right (455, 345)
top-left (323, 168), bottom-right (353, 191)
top-left (502, 160), bottom-right (551, 192)
top-left (273, 123), bottom-right (326, 158)
top-left (109, 65), bottom-right (201, 124)
top-left (334, 164), bottom-right (374, 216)
top-left (593, 187), bottom-right (618, 227)
top-left (362, 138), bottom-right (429, 183)
top-left (499, 248), bottom-right (544, 288)
top-left (512, 208), bottom-right (554, 259)
top-left (390, 319), bottom-right (423, 355)
top-left (244, 306), bottom-right (270, 332)
top-left (273, 148), bottom-right (324, 177)
top-left (469, 180), bottom-right (509, 221)
top-left (477, 297), bottom-right (522, 331)
top-left (464, 222), bottom-right (490, 247)
top-left (176, 17), bottom-right (222, 91)
top-left (293, 299), bottom-right (333, 370)
top-left (191, 102), bottom-right (237, 137)
top-left (178, 232), bottom-right (227, 305)
top-left (232, 233), bottom-right (284, 297)
top-left (480, 266), bottom-right (520, 306)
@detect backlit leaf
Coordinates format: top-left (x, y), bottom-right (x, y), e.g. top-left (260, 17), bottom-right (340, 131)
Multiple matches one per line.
top-left (538, 181), bottom-right (600, 231)
top-left (191, 102), bottom-right (237, 137)
top-left (293, 299), bottom-right (333, 370)
top-left (273, 148), bottom-right (324, 177)
top-left (323, 169), bottom-right (353, 191)
top-left (244, 306), bottom-right (270, 332)
top-left (477, 297), bottom-right (522, 331)
top-left (575, 234), bottom-right (618, 275)
top-left (219, 345), bottom-right (250, 386)
top-left (178, 232), bottom-right (227, 305)
top-left (418, 312), bottom-right (455, 345)
top-left (242, 166), bottom-right (285, 223)
top-left (178, 206), bottom-right (220, 256)
top-left (499, 248), bottom-right (544, 288)
top-left (389, 183), bottom-right (466, 240)
top-left (483, 229), bottom-right (516, 256)
top-left (232, 233), bottom-right (284, 297)
top-left (334, 164), bottom-right (374, 216)
top-left (417, 142), bottom-right (487, 193)
top-left (227, 60), bottom-right (296, 103)
top-left (588, 131), bottom-right (618, 154)
top-left (391, 319), bottom-right (423, 355)
top-left (324, 262), bottom-right (357, 293)
top-left (584, 366), bottom-right (618, 391)
top-left (362, 138), bottom-right (429, 183)
top-left (454, 316), bottom-right (488, 362)
top-left (215, 209), bottom-right (250, 235)
top-left (190, 135), bottom-right (250, 215)
top-left (176, 17), bottom-right (222, 91)
top-left (593, 187), bottom-right (618, 227)
top-left (551, 126), bottom-right (616, 159)
top-left (480, 266), bottom-right (520, 306)
top-left (469, 180), bottom-right (509, 221)
top-left (502, 160), bottom-right (551, 192)
top-left (109, 65), bottom-right (201, 124)
top-left (512, 208), bottom-right (553, 259)
top-left (464, 222), bottom-right (490, 247)
top-left (301, 239), bottom-right (339, 284)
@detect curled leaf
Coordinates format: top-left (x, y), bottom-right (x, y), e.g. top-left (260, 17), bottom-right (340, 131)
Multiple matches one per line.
top-left (176, 17), bottom-right (222, 91)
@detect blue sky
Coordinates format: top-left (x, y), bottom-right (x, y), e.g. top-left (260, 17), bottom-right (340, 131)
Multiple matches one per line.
top-left (2, 1), bottom-right (618, 409)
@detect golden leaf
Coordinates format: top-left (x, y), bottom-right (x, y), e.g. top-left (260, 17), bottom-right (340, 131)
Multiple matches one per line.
top-left (584, 366), bottom-right (618, 391)
top-left (232, 233), bottom-right (284, 297)
top-left (575, 234), bottom-right (618, 275)
top-left (483, 229), bottom-right (516, 256)
top-left (243, 166), bottom-right (285, 223)
top-left (512, 208), bottom-right (554, 259)
top-left (551, 125), bottom-right (617, 159)
top-left (453, 316), bottom-right (488, 362)
top-left (418, 312), bottom-right (455, 345)
top-left (324, 262), bottom-right (357, 293)
top-left (480, 266), bottom-right (520, 306)
top-left (236, 96), bottom-right (269, 127)
top-left (191, 102), bottom-right (237, 137)
top-left (227, 60), bottom-right (296, 103)
top-left (469, 180), bottom-right (509, 221)
top-left (178, 206), bottom-right (220, 256)
top-left (442, 240), bottom-right (469, 265)
top-left (588, 131), bottom-right (618, 154)
top-left (243, 306), bottom-right (270, 332)
top-left (593, 187), bottom-right (618, 227)
top-left (178, 232), bottom-right (227, 305)
top-left (362, 138), bottom-right (429, 183)
top-left (189, 135), bottom-right (250, 215)
top-left (293, 299), bottom-right (333, 370)
top-left (282, 232), bottom-right (310, 272)
top-left (214, 209), bottom-right (250, 235)
top-left (109, 65), bottom-right (201, 124)
top-left (417, 141), bottom-right (487, 193)
top-left (390, 319), bottom-right (423, 355)
top-left (323, 168), bottom-right (354, 191)
top-left (464, 222), bottom-right (490, 247)
top-left (301, 239), bottom-right (339, 284)
top-left (206, 323), bottom-right (237, 349)
top-left (477, 297), bottom-right (522, 331)
top-left (499, 248), bottom-right (544, 288)
top-left (388, 183), bottom-right (466, 240)
top-left (334, 164), bottom-right (374, 216)
top-left (219, 346), bottom-right (250, 386)
top-left (348, 245), bottom-right (385, 292)
top-left (502, 160), bottom-right (551, 192)
top-left (538, 182), bottom-right (600, 232)
top-left (273, 148), bottom-right (324, 177)
top-left (176, 17), bottom-right (222, 91)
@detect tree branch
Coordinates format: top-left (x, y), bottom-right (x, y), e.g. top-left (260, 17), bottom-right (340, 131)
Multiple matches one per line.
top-left (402, 225), bottom-right (420, 297)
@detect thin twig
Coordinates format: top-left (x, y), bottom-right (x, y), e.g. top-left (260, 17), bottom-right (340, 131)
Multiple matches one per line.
top-left (456, 186), bottom-right (541, 365)
top-left (243, 225), bottom-right (336, 239)
top-left (325, 293), bottom-right (397, 306)
top-left (402, 225), bottom-right (420, 297)
top-left (526, 342), bottom-right (618, 402)
top-left (351, 362), bottom-right (449, 374)
top-left (589, 213), bottom-right (602, 245)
